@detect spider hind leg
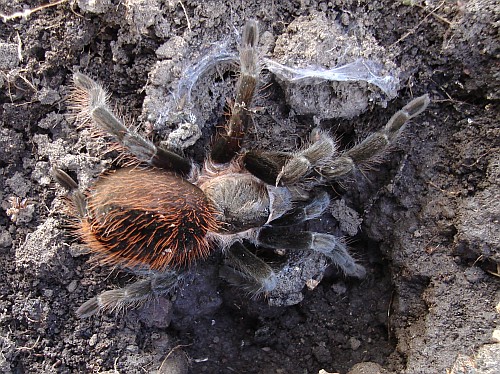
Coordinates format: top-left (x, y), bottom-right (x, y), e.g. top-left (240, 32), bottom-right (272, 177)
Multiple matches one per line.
top-left (243, 129), bottom-right (337, 186)
top-left (76, 271), bottom-right (179, 318)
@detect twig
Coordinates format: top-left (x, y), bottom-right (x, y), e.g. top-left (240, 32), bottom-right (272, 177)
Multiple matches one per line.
top-left (415, 3), bottom-right (451, 25)
top-left (387, 289), bottom-right (395, 341)
top-left (390, 1), bottom-right (446, 48)
top-left (158, 344), bottom-right (190, 371)
top-left (16, 32), bottom-right (23, 62)
top-left (178, 0), bottom-right (191, 32)
top-left (113, 357), bottom-right (120, 373)
top-left (1, 0), bottom-right (68, 22)
top-left (486, 264), bottom-right (500, 278)
top-left (16, 335), bottom-right (41, 352)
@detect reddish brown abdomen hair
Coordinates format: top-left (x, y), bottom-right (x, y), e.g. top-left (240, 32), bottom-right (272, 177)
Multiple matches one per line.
top-left (78, 168), bottom-right (219, 271)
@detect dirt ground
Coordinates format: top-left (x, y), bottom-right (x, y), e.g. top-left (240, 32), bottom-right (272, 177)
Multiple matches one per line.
top-left (1, 0), bottom-right (499, 373)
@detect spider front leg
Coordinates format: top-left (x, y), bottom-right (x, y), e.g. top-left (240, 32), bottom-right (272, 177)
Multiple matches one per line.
top-left (211, 20), bottom-right (261, 163)
top-left (71, 72), bottom-right (192, 175)
top-left (320, 94), bottom-right (430, 179)
top-left (257, 226), bottom-right (366, 279)
top-left (244, 95), bottom-right (430, 185)
top-left (221, 223), bottom-right (366, 293)
top-left (220, 189), bottom-right (362, 295)
top-left (243, 128), bottom-right (337, 186)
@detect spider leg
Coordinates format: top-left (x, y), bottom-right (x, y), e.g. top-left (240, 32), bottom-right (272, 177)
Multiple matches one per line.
top-left (257, 226), bottom-right (366, 278)
top-left (243, 128), bottom-right (337, 186)
top-left (245, 95), bottom-right (430, 185)
top-left (71, 72), bottom-right (192, 175)
top-left (76, 271), bottom-right (179, 318)
top-left (243, 150), bottom-right (291, 185)
top-left (268, 190), bottom-right (330, 226)
top-left (319, 94), bottom-right (430, 179)
top-left (220, 241), bottom-right (278, 295)
top-left (51, 167), bottom-right (88, 217)
top-left (211, 20), bottom-right (261, 163)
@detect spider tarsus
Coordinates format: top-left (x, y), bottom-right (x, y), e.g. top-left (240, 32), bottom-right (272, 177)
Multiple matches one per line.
top-left (51, 167), bottom-right (88, 217)
top-left (239, 19), bottom-right (260, 81)
top-left (73, 71), bottom-right (99, 92)
top-left (70, 72), bottom-right (108, 124)
top-left (384, 94), bottom-right (430, 138)
top-left (76, 296), bottom-right (100, 318)
top-left (51, 167), bottom-right (78, 191)
top-left (241, 19), bottom-right (259, 50)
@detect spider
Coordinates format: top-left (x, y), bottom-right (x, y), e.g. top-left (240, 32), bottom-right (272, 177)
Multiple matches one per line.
top-left (52, 20), bottom-right (430, 318)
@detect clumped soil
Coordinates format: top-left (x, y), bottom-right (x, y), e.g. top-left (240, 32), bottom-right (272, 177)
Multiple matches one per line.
top-left (1, 1), bottom-right (499, 373)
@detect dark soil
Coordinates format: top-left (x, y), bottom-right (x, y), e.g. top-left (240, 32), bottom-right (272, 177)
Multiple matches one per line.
top-left (1, 1), bottom-right (499, 373)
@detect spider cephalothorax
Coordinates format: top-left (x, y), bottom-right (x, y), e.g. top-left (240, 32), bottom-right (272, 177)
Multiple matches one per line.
top-left (53, 20), bottom-right (429, 317)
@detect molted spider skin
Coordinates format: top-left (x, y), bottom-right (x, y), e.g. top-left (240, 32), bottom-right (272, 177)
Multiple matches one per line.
top-left (53, 20), bottom-right (430, 317)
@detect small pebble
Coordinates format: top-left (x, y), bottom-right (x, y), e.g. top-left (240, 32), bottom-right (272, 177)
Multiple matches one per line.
top-left (349, 337), bottom-right (361, 350)
top-left (66, 280), bottom-right (78, 293)
top-left (89, 334), bottom-right (98, 347)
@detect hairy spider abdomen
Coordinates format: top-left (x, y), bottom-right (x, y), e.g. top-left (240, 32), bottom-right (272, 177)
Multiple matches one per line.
top-left (78, 168), bottom-right (220, 270)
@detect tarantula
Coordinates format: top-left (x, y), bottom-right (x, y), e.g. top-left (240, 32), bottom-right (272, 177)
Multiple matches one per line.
top-left (53, 20), bottom-right (429, 317)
